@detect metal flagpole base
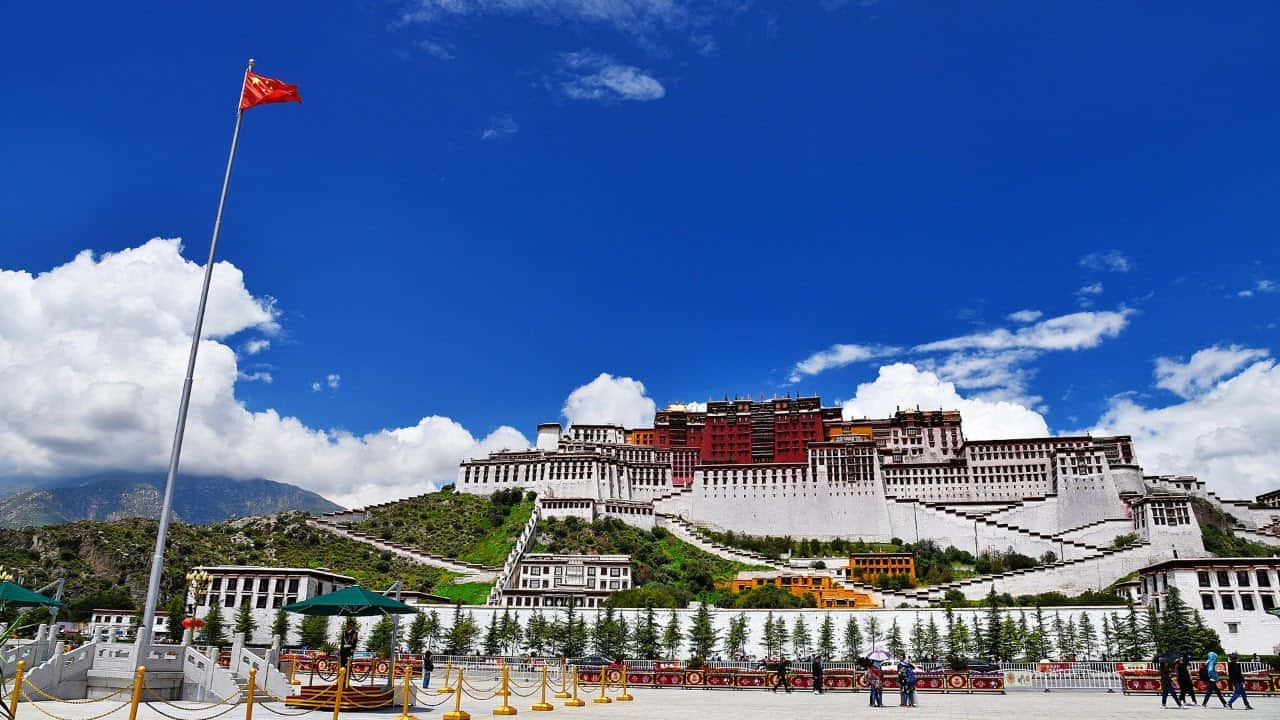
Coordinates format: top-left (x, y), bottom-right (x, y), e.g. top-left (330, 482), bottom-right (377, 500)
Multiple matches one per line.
top-left (493, 705), bottom-right (517, 716)
top-left (532, 702), bottom-right (554, 711)
top-left (593, 696), bottom-right (612, 704)
top-left (565, 697), bottom-right (586, 707)
top-left (616, 692), bottom-right (633, 701)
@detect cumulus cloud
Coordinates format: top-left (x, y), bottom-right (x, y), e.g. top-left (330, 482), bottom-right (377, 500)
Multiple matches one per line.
top-left (1006, 309), bottom-right (1043, 324)
top-left (788, 343), bottom-right (901, 383)
top-left (400, 0), bottom-right (699, 43)
top-left (1075, 282), bottom-right (1103, 308)
top-left (1236, 279), bottom-right (1277, 298)
top-left (1094, 353), bottom-right (1280, 499)
top-left (841, 363), bottom-right (1049, 440)
top-left (1153, 345), bottom-right (1270, 399)
top-left (558, 51), bottom-right (665, 102)
top-left (0, 239), bottom-right (528, 507)
top-left (242, 339), bottom-right (270, 355)
top-left (481, 114), bottom-right (519, 140)
top-left (1078, 249), bottom-right (1132, 273)
top-left (419, 38), bottom-right (456, 60)
top-left (562, 373), bottom-right (657, 428)
top-left (913, 310), bottom-right (1134, 354)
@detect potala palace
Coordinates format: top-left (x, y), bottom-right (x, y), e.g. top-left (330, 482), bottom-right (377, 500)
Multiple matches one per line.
top-left (455, 397), bottom-right (1280, 606)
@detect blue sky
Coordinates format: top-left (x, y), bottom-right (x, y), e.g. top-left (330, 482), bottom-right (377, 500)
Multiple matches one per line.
top-left (2, 2), bottom-right (1279, 505)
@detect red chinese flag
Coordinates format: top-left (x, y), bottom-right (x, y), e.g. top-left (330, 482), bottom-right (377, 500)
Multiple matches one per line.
top-left (240, 71), bottom-right (302, 111)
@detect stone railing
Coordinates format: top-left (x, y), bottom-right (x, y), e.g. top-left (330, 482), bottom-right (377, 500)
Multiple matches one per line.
top-left (21, 641), bottom-right (96, 700)
top-left (183, 645), bottom-right (240, 702)
top-left (487, 499), bottom-right (543, 606)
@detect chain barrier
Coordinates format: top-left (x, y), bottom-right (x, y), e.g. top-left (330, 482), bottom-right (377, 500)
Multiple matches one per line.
top-left (461, 685), bottom-right (499, 701)
top-left (409, 686), bottom-right (455, 708)
top-left (18, 688), bottom-right (129, 720)
top-left (141, 698), bottom-right (243, 720)
top-left (23, 681), bottom-right (134, 705)
top-left (142, 681), bottom-right (241, 711)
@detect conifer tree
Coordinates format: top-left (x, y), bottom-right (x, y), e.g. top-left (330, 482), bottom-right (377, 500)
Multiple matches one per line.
top-left (863, 615), bottom-right (882, 649)
top-left (791, 615), bottom-right (811, 656)
top-left (688, 604), bottom-right (718, 660)
top-left (484, 615), bottom-right (502, 655)
top-left (406, 612), bottom-right (429, 654)
top-left (1157, 586), bottom-right (1194, 657)
top-left (204, 603), bottom-right (228, 646)
top-left (271, 607), bottom-right (291, 645)
top-left (842, 616), bottom-right (863, 660)
top-left (818, 614), bottom-right (836, 659)
top-left (368, 616), bottom-right (397, 657)
top-left (165, 592), bottom-right (188, 643)
top-left (662, 610), bottom-right (682, 659)
top-left (1101, 613), bottom-right (1117, 659)
top-left (299, 615), bottom-right (329, 649)
top-left (885, 619), bottom-right (905, 659)
top-left (524, 611), bottom-right (548, 656)
top-left (616, 613), bottom-right (631, 659)
top-left (726, 613), bottom-right (748, 657)
top-left (1051, 612), bottom-right (1067, 660)
top-left (423, 610), bottom-right (441, 652)
top-left (909, 616), bottom-right (924, 659)
top-left (761, 613), bottom-right (777, 657)
top-left (1062, 616), bottom-right (1078, 659)
top-left (633, 607), bottom-right (660, 660)
top-left (983, 587), bottom-right (1003, 659)
top-left (1016, 611), bottom-right (1031, 660)
top-left (499, 609), bottom-right (523, 656)
top-left (969, 615), bottom-right (985, 657)
top-left (1143, 605), bottom-right (1160, 657)
top-left (998, 614), bottom-right (1021, 661)
top-left (922, 617), bottom-right (943, 661)
top-left (233, 601), bottom-right (257, 640)
top-left (1122, 601), bottom-right (1145, 660)
top-left (1077, 613), bottom-right (1097, 659)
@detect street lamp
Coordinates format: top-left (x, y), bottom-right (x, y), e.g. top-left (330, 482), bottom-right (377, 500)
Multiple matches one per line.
top-left (183, 569), bottom-right (211, 644)
top-left (0, 566), bottom-right (15, 584)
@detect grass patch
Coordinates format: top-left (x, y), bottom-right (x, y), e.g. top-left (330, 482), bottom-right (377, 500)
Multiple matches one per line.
top-left (432, 581), bottom-right (494, 605)
top-left (351, 488), bottom-right (533, 565)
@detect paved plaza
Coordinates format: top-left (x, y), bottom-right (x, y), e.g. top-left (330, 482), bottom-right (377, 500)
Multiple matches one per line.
top-left (14, 687), bottom-right (1277, 720)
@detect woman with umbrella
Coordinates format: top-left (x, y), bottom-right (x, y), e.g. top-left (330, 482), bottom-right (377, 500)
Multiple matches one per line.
top-left (864, 650), bottom-right (889, 708)
top-left (1154, 652), bottom-right (1181, 708)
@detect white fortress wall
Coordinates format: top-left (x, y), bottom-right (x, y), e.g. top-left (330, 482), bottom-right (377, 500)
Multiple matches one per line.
top-left (884, 501), bottom-right (1067, 560)
top-left (970, 496), bottom-right (1061, 532)
top-left (1056, 518), bottom-right (1135, 547)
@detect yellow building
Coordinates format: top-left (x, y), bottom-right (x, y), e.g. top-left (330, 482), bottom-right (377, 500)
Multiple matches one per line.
top-left (625, 428), bottom-right (655, 446)
top-left (720, 571), bottom-right (878, 608)
top-left (848, 552), bottom-right (915, 583)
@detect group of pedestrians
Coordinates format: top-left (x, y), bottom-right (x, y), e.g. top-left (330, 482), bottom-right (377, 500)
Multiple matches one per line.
top-left (864, 658), bottom-right (916, 708)
top-left (1158, 651), bottom-right (1254, 710)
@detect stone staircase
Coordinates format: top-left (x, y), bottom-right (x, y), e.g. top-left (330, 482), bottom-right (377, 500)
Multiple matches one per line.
top-left (306, 517), bottom-right (499, 582)
top-left (1047, 517), bottom-right (1129, 540)
top-left (654, 513), bottom-right (785, 569)
top-left (889, 497), bottom-right (1108, 556)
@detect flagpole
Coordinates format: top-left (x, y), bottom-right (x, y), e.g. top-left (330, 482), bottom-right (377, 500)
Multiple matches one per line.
top-left (135, 58), bottom-right (255, 661)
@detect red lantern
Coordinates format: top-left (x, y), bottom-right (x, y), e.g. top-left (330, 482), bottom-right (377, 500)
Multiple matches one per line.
top-left (182, 617), bottom-right (195, 629)
top-left (195, 619), bottom-right (205, 628)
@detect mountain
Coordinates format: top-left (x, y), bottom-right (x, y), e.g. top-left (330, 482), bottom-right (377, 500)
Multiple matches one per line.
top-left (0, 471), bottom-right (342, 528)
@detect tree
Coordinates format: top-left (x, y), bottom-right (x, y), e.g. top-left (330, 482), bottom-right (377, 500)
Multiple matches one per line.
top-left (616, 614), bottom-right (631, 659)
top-left (204, 603), bottom-right (228, 646)
top-left (944, 608), bottom-right (969, 663)
top-left (165, 592), bottom-right (187, 643)
top-left (299, 615), bottom-right (330, 649)
top-left (661, 611), bottom-right (681, 659)
top-left (842, 616), bottom-right (863, 661)
top-left (272, 608), bottom-right (291, 645)
top-left (557, 601), bottom-right (587, 658)
top-left (968, 615), bottom-right (985, 658)
top-left (791, 616), bottom-right (811, 656)
top-left (863, 615), bottom-right (882, 649)
top-left (367, 616), bottom-right (397, 657)
top-left (984, 588), bottom-right (1003, 660)
top-left (1062, 616), bottom-right (1078, 660)
top-left (484, 615), bottom-right (502, 655)
top-left (885, 619), bottom-right (905, 659)
top-left (1026, 606), bottom-right (1052, 661)
top-left (761, 613), bottom-right (777, 657)
top-left (1016, 611), bottom-right (1031, 661)
top-left (234, 601), bottom-right (257, 640)
top-left (1156, 586), bottom-right (1194, 657)
top-left (423, 610), bottom-right (442, 652)
top-left (499, 609), bottom-right (523, 656)
top-left (726, 614), bottom-right (748, 658)
top-left (524, 611), bottom-right (549, 656)
top-left (633, 607), bottom-right (660, 659)
top-left (767, 613), bottom-right (789, 656)
top-left (407, 613), bottom-right (429, 654)
top-left (688, 604), bottom-right (717, 660)
top-left (1077, 613), bottom-right (1097, 660)
top-left (909, 616), bottom-right (924, 659)
top-left (1122, 601), bottom-right (1145, 660)
top-left (922, 617), bottom-right (943, 661)
top-left (1189, 609), bottom-right (1223, 658)
top-left (1143, 605), bottom-right (1160, 659)
top-left (998, 614), bottom-right (1021, 662)
top-left (1101, 613), bottom-right (1118, 659)
top-left (446, 606), bottom-right (480, 655)
top-left (817, 615), bottom-right (836, 659)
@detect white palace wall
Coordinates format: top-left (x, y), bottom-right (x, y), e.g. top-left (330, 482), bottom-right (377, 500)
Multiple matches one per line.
top-left (688, 473), bottom-right (893, 541)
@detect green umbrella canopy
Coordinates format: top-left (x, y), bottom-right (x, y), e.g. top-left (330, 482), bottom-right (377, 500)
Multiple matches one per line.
top-left (283, 585), bottom-right (416, 617)
top-left (0, 582), bottom-right (62, 607)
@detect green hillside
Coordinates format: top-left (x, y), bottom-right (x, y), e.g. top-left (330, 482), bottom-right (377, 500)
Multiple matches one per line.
top-left (0, 512), bottom-right (456, 621)
top-left (349, 487), bottom-right (534, 566)
top-left (530, 516), bottom-right (757, 606)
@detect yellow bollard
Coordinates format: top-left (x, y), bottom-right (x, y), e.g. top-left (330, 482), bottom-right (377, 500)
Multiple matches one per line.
top-left (531, 666), bottom-right (553, 712)
top-left (564, 668), bottom-right (585, 708)
top-left (493, 664), bottom-right (517, 715)
top-left (437, 661), bottom-right (454, 695)
top-left (246, 668), bottom-right (257, 720)
top-left (593, 669), bottom-right (611, 704)
top-left (441, 669), bottom-right (470, 720)
top-left (554, 661), bottom-right (571, 699)
top-left (128, 666), bottom-right (146, 720)
top-left (615, 664), bottom-right (632, 702)
top-left (394, 664), bottom-right (418, 720)
top-left (289, 658), bottom-right (299, 685)
top-left (9, 660), bottom-right (25, 720)
top-left (332, 667), bottom-right (347, 720)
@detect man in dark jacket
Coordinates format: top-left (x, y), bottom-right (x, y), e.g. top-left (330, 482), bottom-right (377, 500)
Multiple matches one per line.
top-left (1158, 660), bottom-right (1181, 708)
top-left (811, 655), bottom-right (824, 695)
top-left (772, 656), bottom-right (792, 694)
top-left (1175, 656), bottom-right (1197, 705)
top-left (1226, 654), bottom-right (1254, 710)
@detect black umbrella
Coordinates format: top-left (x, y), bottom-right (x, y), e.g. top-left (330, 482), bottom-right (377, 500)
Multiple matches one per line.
top-left (1155, 651), bottom-right (1180, 663)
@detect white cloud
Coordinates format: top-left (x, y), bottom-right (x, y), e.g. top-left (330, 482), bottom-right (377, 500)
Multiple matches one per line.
top-left (558, 52), bottom-right (665, 102)
top-left (1153, 345), bottom-right (1270, 399)
top-left (243, 339), bottom-right (270, 355)
top-left (1075, 282), bottom-right (1104, 307)
top-left (921, 350), bottom-right (1043, 410)
top-left (562, 373), bottom-right (656, 428)
top-left (481, 114), bottom-right (519, 140)
top-left (1094, 354), bottom-right (1280, 499)
top-left (913, 309), bottom-right (1134, 354)
top-left (310, 381), bottom-right (322, 393)
top-left (327, 374), bottom-right (341, 390)
top-left (419, 39), bottom-right (456, 60)
top-left (1078, 249), bottom-right (1132, 273)
top-left (787, 343), bottom-right (900, 383)
top-left (238, 371), bottom-right (273, 384)
top-left (1237, 279), bottom-right (1277, 298)
top-left (401, 1), bottom-right (698, 42)
top-left (841, 363), bottom-right (1049, 440)
top-left (0, 239), bottom-right (529, 508)
top-left (1006, 309), bottom-right (1043, 324)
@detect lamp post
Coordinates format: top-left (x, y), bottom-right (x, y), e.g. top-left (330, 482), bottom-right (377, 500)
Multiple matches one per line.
top-left (183, 569), bottom-right (210, 645)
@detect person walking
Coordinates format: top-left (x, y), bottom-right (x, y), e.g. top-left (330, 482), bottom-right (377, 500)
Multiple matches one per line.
top-left (421, 650), bottom-right (434, 689)
top-left (772, 656), bottom-right (792, 694)
top-left (811, 655), bottom-right (824, 695)
top-left (1201, 651), bottom-right (1228, 708)
top-left (1226, 654), bottom-right (1254, 710)
top-left (900, 660), bottom-right (917, 708)
top-left (866, 662), bottom-right (884, 708)
top-left (1158, 659), bottom-right (1182, 708)
top-left (1175, 655), bottom-right (1197, 706)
